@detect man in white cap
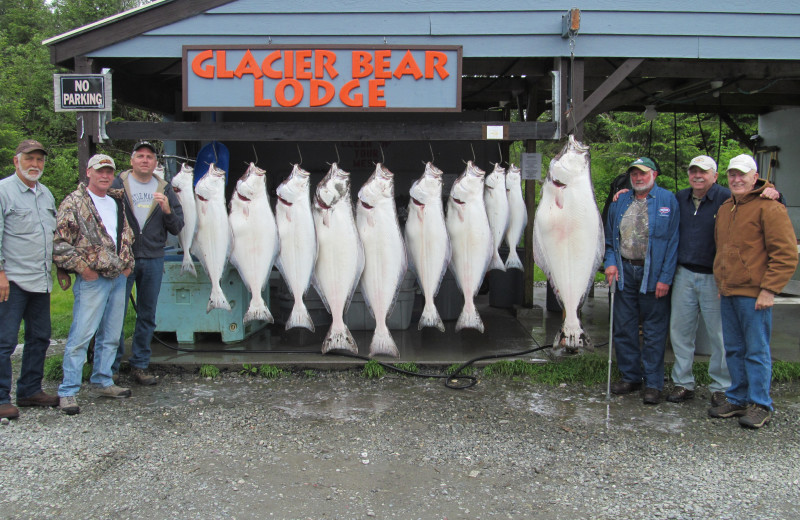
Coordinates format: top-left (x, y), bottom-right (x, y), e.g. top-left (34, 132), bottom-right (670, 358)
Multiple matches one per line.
top-left (667, 156), bottom-right (780, 407)
top-left (53, 154), bottom-right (136, 415)
top-left (0, 139), bottom-right (60, 420)
top-left (709, 154), bottom-right (797, 429)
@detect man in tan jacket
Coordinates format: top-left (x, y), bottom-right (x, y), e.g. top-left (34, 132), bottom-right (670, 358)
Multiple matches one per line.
top-left (709, 154), bottom-right (798, 429)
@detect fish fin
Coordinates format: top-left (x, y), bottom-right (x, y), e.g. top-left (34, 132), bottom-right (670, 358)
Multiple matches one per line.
top-left (505, 248), bottom-right (523, 271)
top-left (243, 297), bottom-right (273, 324)
top-left (322, 324), bottom-right (358, 354)
top-left (488, 250), bottom-right (506, 271)
top-left (418, 302), bottom-right (445, 332)
top-left (553, 319), bottom-right (594, 355)
top-left (286, 302), bottom-right (315, 332)
top-left (369, 328), bottom-right (399, 358)
top-left (554, 189), bottom-right (564, 209)
top-left (181, 255), bottom-right (197, 277)
top-left (206, 286), bottom-right (231, 313)
top-left (455, 308), bottom-right (484, 333)
top-left (322, 209), bottom-right (330, 227)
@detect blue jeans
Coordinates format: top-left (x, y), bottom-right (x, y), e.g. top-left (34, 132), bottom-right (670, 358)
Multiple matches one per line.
top-left (669, 266), bottom-right (730, 392)
top-left (59, 273), bottom-right (127, 397)
top-left (0, 282), bottom-right (51, 404)
top-left (720, 295), bottom-right (773, 410)
top-left (113, 257), bottom-right (164, 372)
top-left (613, 262), bottom-right (670, 390)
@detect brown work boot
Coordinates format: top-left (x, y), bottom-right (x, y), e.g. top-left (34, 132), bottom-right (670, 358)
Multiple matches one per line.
top-left (708, 401), bottom-right (747, 418)
top-left (710, 391), bottom-right (727, 408)
top-left (610, 380), bottom-right (642, 395)
top-left (738, 404), bottom-right (772, 429)
top-left (17, 391), bottom-right (60, 407)
top-left (0, 403), bottom-right (20, 420)
top-left (132, 368), bottom-right (157, 386)
top-left (666, 386), bottom-right (694, 403)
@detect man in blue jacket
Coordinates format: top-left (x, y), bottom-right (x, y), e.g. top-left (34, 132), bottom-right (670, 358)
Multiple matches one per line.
top-left (109, 141), bottom-right (183, 385)
top-left (604, 157), bottom-right (679, 405)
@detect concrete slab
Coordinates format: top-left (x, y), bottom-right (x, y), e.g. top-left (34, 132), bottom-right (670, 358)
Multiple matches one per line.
top-left (144, 284), bottom-right (800, 368)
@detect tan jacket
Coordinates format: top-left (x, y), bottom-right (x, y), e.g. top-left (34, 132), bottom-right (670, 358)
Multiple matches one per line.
top-left (53, 183), bottom-right (135, 278)
top-left (714, 179), bottom-right (798, 297)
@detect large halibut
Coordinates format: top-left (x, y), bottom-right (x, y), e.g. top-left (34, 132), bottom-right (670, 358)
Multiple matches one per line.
top-left (483, 163), bottom-right (509, 272)
top-left (170, 163), bottom-right (197, 276)
top-left (532, 135), bottom-right (604, 354)
top-left (356, 163), bottom-right (407, 357)
top-left (504, 163), bottom-right (528, 271)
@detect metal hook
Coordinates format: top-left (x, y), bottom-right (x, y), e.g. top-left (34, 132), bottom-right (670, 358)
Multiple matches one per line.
top-left (251, 144), bottom-right (259, 165)
top-left (379, 143), bottom-right (385, 165)
top-left (470, 143), bottom-right (476, 164)
top-left (78, 114), bottom-right (84, 139)
top-left (334, 143), bottom-right (340, 165)
top-left (428, 142), bottom-right (435, 164)
top-left (497, 142), bottom-right (503, 166)
top-left (296, 144), bottom-right (303, 166)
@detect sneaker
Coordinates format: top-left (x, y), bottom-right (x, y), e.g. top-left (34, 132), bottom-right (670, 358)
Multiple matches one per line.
top-left (610, 381), bottom-right (642, 395)
top-left (94, 384), bottom-right (132, 398)
top-left (0, 403), bottom-right (20, 420)
top-left (666, 386), bottom-right (694, 403)
top-left (738, 404), bottom-right (772, 429)
top-left (59, 396), bottom-right (80, 415)
top-left (711, 391), bottom-right (727, 408)
top-left (17, 391), bottom-right (60, 407)
top-left (708, 401), bottom-right (747, 418)
top-left (132, 368), bottom-right (157, 386)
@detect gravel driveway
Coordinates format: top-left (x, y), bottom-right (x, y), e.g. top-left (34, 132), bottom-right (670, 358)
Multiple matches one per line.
top-left (2, 367), bottom-right (799, 520)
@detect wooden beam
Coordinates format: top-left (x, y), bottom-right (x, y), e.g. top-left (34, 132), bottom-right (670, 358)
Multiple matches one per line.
top-left (719, 113), bottom-right (756, 150)
top-left (568, 58), bottom-right (644, 132)
top-left (105, 121), bottom-right (559, 141)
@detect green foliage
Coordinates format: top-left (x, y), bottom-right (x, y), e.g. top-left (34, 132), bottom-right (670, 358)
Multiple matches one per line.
top-left (446, 363), bottom-right (475, 376)
top-left (362, 360), bottom-right (386, 379)
top-left (302, 369), bottom-right (316, 378)
top-left (258, 364), bottom-right (286, 379)
top-left (690, 361), bottom-right (714, 386)
top-left (772, 360), bottom-right (800, 383)
top-left (239, 363), bottom-right (258, 376)
top-left (483, 356), bottom-right (617, 386)
top-left (393, 362), bottom-right (419, 374)
top-left (42, 355), bottom-right (89, 381)
top-left (199, 364), bottom-right (219, 379)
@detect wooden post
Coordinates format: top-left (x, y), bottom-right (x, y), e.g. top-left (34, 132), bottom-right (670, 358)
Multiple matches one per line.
top-left (523, 139), bottom-right (537, 308)
top-left (74, 56), bottom-right (96, 184)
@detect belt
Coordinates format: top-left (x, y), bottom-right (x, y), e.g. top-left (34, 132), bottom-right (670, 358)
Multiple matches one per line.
top-left (622, 257), bottom-right (645, 266)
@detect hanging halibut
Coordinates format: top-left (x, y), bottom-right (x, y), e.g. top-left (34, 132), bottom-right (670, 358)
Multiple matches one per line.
top-left (357, 163), bottom-right (407, 357)
top-left (445, 161), bottom-right (494, 333)
top-left (504, 163), bottom-right (528, 271)
top-left (532, 135), bottom-right (604, 354)
top-left (484, 163), bottom-right (510, 271)
top-left (229, 163), bottom-right (279, 324)
top-left (313, 163), bottom-right (364, 354)
top-left (276, 164), bottom-right (317, 332)
top-left (170, 162), bottom-right (197, 276)
top-left (191, 163), bottom-right (231, 313)
top-left (405, 162), bottom-right (450, 332)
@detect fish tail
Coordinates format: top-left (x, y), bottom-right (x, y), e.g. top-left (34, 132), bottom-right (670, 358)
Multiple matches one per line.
top-left (286, 301), bottom-right (315, 332)
top-left (322, 324), bottom-right (358, 354)
top-left (206, 285), bottom-right (231, 313)
top-left (554, 317), bottom-right (594, 353)
top-left (369, 326), bottom-right (399, 358)
top-left (181, 254), bottom-right (197, 277)
top-left (488, 250), bottom-right (506, 271)
top-left (504, 249), bottom-right (524, 271)
top-left (455, 307), bottom-right (484, 333)
top-left (418, 301), bottom-right (445, 332)
top-left (243, 296), bottom-right (273, 324)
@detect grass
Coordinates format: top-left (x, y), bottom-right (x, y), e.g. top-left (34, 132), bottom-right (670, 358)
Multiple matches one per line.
top-left (362, 360), bottom-right (386, 379)
top-left (258, 364), bottom-right (286, 378)
top-left (42, 355), bottom-right (90, 382)
top-left (199, 364), bottom-right (220, 378)
top-left (393, 362), bottom-right (419, 374)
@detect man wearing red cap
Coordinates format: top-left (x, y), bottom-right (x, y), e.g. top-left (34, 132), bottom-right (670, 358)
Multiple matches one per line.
top-left (0, 140), bottom-right (60, 420)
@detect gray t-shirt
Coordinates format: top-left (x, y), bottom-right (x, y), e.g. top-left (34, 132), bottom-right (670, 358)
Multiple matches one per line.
top-left (128, 175), bottom-right (158, 230)
top-left (619, 198), bottom-right (649, 261)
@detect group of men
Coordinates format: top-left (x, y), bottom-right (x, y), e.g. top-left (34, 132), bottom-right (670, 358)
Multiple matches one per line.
top-left (604, 153), bottom-right (798, 429)
top-left (0, 139), bottom-right (183, 419)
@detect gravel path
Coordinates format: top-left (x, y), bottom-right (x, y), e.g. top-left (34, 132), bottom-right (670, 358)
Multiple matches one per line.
top-left (2, 367), bottom-right (799, 520)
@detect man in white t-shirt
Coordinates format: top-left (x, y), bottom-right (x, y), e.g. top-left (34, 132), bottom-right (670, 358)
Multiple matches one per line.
top-left (53, 154), bottom-right (135, 415)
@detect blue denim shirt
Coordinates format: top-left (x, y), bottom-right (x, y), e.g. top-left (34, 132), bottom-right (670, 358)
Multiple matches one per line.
top-left (604, 184), bottom-right (680, 293)
top-left (0, 174), bottom-right (57, 293)
top-left (676, 183), bottom-right (730, 270)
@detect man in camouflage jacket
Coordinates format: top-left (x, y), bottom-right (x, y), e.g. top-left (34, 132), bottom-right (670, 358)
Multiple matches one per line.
top-left (53, 154), bottom-right (135, 415)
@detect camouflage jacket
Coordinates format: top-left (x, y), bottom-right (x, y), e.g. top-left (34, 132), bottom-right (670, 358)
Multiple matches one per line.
top-left (53, 183), bottom-right (135, 278)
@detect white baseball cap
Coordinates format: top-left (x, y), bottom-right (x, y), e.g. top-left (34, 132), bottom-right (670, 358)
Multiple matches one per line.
top-left (87, 154), bottom-right (116, 171)
top-left (726, 154), bottom-right (757, 174)
top-left (688, 155), bottom-right (716, 172)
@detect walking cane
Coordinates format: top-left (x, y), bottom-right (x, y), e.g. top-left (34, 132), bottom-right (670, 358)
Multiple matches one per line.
top-left (606, 279), bottom-right (616, 401)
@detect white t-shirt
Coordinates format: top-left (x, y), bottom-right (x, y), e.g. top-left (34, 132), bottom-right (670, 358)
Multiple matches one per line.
top-left (129, 175), bottom-right (158, 230)
top-left (88, 190), bottom-right (119, 247)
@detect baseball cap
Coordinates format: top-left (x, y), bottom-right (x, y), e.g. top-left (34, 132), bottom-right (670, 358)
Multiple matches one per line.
top-left (627, 157), bottom-right (657, 173)
top-left (15, 139), bottom-right (47, 155)
top-left (87, 154), bottom-right (116, 171)
top-left (688, 155), bottom-right (717, 172)
top-left (132, 140), bottom-right (157, 154)
top-left (726, 154), bottom-right (757, 174)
